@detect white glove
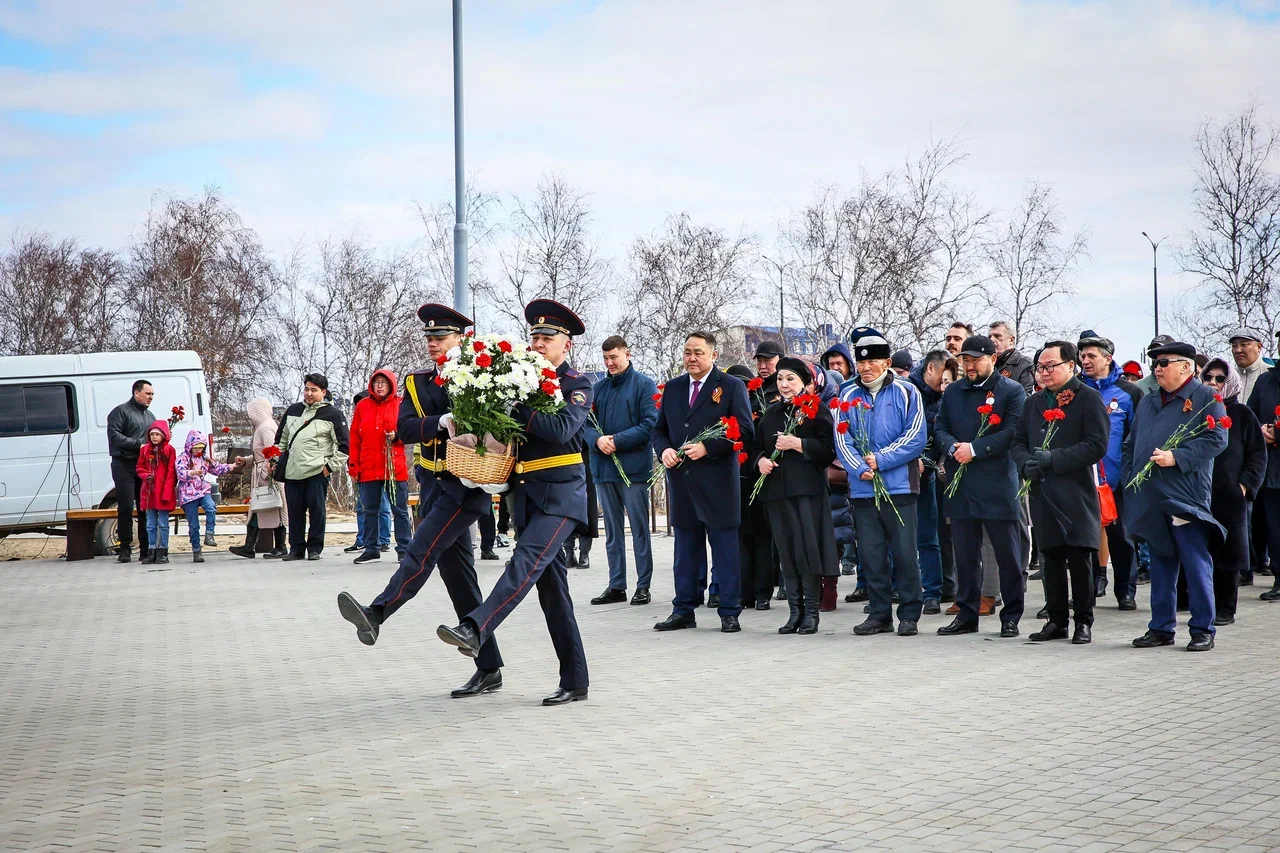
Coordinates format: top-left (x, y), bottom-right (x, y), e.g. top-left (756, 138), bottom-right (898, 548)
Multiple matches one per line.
top-left (480, 483), bottom-right (509, 495)
top-left (438, 412), bottom-right (456, 437)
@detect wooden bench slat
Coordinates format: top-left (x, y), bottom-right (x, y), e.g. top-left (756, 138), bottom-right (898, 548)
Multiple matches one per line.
top-left (66, 504), bottom-right (249, 521)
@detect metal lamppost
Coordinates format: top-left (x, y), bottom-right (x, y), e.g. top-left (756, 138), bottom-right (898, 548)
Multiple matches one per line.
top-left (761, 254), bottom-right (788, 348)
top-left (452, 0), bottom-right (469, 317)
top-left (1141, 231), bottom-right (1165, 339)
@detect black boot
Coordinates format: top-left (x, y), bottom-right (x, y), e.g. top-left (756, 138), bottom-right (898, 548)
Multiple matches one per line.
top-left (264, 527), bottom-right (288, 559)
top-left (116, 544), bottom-right (132, 563)
top-left (1261, 577), bottom-right (1280, 601)
top-left (797, 575), bottom-right (820, 634)
top-left (156, 547), bottom-right (169, 564)
top-left (778, 575), bottom-right (803, 634)
top-left (140, 548), bottom-right (156, 565)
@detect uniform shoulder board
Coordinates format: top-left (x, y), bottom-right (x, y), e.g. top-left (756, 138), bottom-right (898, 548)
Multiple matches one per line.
top-left (564, 367), bottom-right (581, 378)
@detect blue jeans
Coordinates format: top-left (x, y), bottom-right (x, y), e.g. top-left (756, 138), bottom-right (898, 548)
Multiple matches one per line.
top-left (145, 509), bottom-right (171, 548)
top-left (597, 481), bottom-right (653, 591)
top-left (358, 480), bottom-right (411, 557)
top-left (1149, 519), bottom-right (1215, 638)
top-left (182, 495), bottom-right (217, 550)
top-left (354, 486), bottom-right (392, 549)
top-left (917, 475), bottom-right (943, 600)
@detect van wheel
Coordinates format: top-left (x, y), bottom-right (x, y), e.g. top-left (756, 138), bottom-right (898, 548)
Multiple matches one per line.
top-left (94, 512), bottom-right (120, 557)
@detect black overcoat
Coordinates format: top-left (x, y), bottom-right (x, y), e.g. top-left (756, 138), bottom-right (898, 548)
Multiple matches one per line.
top-left (1010, 377), bottom-right (1109, 551)
top-left (933, 371), bottom-right (1026, 521)
top-left (1210, 399), bottom-right (1266, 525)
top-left (748, 400), bottom-right (837, 502)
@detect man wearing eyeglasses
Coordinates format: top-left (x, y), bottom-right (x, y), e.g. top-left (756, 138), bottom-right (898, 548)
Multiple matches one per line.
top-left (1122, 342), bottom-right (1228, 652)
top-left (1078, 331), bottom-right (1142, 610)
top-left (1246, 333), bottom-right (1280, 602)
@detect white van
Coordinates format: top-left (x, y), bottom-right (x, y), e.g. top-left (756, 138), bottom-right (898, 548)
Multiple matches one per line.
top-left (0, 351), bottom-right (213, 554)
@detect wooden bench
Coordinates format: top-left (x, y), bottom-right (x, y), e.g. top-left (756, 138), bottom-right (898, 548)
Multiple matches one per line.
top-left (65, 505), bottom-right (250, 562)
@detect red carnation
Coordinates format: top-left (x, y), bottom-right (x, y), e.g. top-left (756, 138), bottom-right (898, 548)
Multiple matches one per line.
top-left (828, 398), bottom-right (840, 409)
top-left (737, 452), bottom-right (748, 465)
top-left (541, 380), bottom-right (558, 396)
top-left (541, 368), bottom-right (558, 379)
top-left (262, 446), bottom-right (281, 459)
top-left (435, 355), bottom-right (448, 366)
top-left (657, 383), bottom-right (666, 391)
top-left (497, 340), bottom-right (513, 353)
top-left (434, 375), bottom-right (448, 386)
top-left (747, 377), bottom-right (764, 391)
top-left (1214, 394), bottom-right (1224, 402)
top-left (721, 416), bottom-right (742, 441)
top-left (172, 406), bottom-right (181, 415)
top-left (652, 393), bottom-right (662, 402)
top-left (836, 421), bottom-right (849, 434)
top-left (475, 353), bottom-right (493, 369)
top-left (473, 340), bottom-right (486, 353)
top-left (221, 425), bottom-right (231, 434)
top-left (977, 404), bottom-right (993, 415)
top-left (1219, 415), bottom-right (1233, 429)
top-left (839, 400), bottom-right (853, 412)
top-left (733, 440), bottom-right (744, 451)
top-left (989, 414), bottom-right (1003, 426)
top-left (1043, 408), bottom-right (1065, 422)
top-left (1206, 415), bottom-right (1217, 430)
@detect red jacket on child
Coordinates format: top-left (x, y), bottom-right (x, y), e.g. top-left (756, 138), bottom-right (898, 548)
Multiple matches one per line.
top-left (348, 369), bottom-right (409, 483)
top-left (135, 419), bottom-right (178, 511)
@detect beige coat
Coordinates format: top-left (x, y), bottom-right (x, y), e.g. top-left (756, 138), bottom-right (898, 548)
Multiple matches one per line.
top-left (247, 398), bottom-right (284, 529)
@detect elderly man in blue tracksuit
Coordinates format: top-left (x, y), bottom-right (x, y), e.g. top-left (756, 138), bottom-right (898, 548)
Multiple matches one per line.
top-left (1078, 330), bottom-right (1142, 609)
top-left (1123, 341), bottom-right (1227, 652)
top-left (835, 328), bottom-right (927, 637)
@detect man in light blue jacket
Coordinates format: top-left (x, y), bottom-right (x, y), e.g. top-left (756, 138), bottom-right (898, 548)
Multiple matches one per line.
top-left (835, 327), bottom-right (927, 637)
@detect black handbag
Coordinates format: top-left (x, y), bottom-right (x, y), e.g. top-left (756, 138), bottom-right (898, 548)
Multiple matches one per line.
top-left (272, 415), bottom-right (317, 483)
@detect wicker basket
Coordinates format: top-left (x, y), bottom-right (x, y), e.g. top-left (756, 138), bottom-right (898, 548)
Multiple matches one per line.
top-left (445, 440), bottom-right (516, 485)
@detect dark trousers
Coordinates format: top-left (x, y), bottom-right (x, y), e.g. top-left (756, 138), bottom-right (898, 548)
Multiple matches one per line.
top-left (477, 500), bottom-right (496, 551)
top-left (373, 493), bottom-right (503, 672)
top-left (285, 474), bottom-right (329, 555)
top-left (738, 494), bottom-right (777, 605)
top-left (1043, 544), bottom-right (1095, 627)
top-left (917, 477), bottom-right (942, 601)
top-left (465, 504), bottom-right (586, 690)
top-left (951, 517), bottom-right (1025, 625)
top-left (358, 480), bottom-right (411, 558)
top-left (110, 456), bottom-right (148, 551)
top-left (936, 478), bottom-right (955, 597)
top-left (1212, 512), bottom-right (1248, 619)
top-left (1251, 495), bottom-right (1267, 575)
top-left (1261, 490), bottom-right (1280, 580)
top-left (675, 524), bottom-right (742, 618)
top-left (1101, 517), bottom-right (1136, 603)
top-left (497, 496), bottom-right (511, 536)
top-left (852, 498), bottom-right (922, 624)
top-left (1150, 520), bottom-right (1215, 638)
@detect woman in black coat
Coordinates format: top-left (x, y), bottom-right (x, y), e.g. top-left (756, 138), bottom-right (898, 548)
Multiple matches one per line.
top-left (1199, 357), bottom-right (1266, 624)
top-left (749, 358), bottom-right (837, 634)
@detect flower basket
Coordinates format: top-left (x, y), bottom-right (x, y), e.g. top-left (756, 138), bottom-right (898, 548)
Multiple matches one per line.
top-left (446, 439), bottom-right (516, 484)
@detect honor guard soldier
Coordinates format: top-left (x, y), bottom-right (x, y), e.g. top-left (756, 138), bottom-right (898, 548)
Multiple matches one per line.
top-left (437, 299), bottom-right (593, 706)
top-left (336, 304), bottom-right (506, 699)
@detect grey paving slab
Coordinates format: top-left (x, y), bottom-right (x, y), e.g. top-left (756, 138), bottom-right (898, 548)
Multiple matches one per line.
top-left (3, 535), bottom-right (1280, 852)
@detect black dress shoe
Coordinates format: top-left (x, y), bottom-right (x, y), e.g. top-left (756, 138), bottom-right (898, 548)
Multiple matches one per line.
top-left (846, 588), bottom-right (869, 603)
top-left (337, 591), bottom-right (380, 646)
top-left (1072, 623), bottom-right (1092, 644)
top-left (1028, 569), bottom-right (1044, 581)
top-left (1132, 629), bottom-right (1175, 648)
top-left (480, 550), bottom-right (500, 560)
top-left (437, 622), bottom-right (481, 657)
top-left (707, 593), bottom-right (721, 608)
top-left (451, 668), bottom-right (502, 698)
top-left (1239, 574), bottom-right (1254, 587)
top-left (1035, 605), bottom-right (1050, 620)
top-left (380, 543), bottom-right (390, 552)
top-left (353, 551), bottom-right (380, 564)
top-left (654, 613), bottom-right (696, 631)
top-left (1094, 578), bottom-right (1107, 598)
top-left (897, 621), bottom-right (918, 636)
top-left (853, 618), bottom-right (894, 636)
top-left (1118, 597), bottom-right (1137, 611)
top-left (1260, 584), bottom-right (1280, 601)
top-left (937, 618), bottom-right (978, 635)
top-left (306, 552), bottom-right (322, 561)
top-left (281, 551), bottom-right (306, 561)
top-left (263, 547), bottom-right (288, 559)
top-left (1213, 614), bottom-right (1235, 626)
top-left (630, 588), bottom-right (651, 605)
top-left (228, 544), bottom-right (255, 559)
top-left (343, 543), bottom-right (362, 553)
top-left (1187, 633), bottom-right (1215, 652)
top-left (1029, 622), bottom-right (1068, 641)
top-left (542, 687), bottom-right (588, 706)
top-left (999, 621), bottom-right (1019, 638)
top-left (754, 599), bottom-right (770, 610)
top-left (591, 588), bottom-right (627, 605)
top-left (922, 599), bottom-right (940, 615)
top-left (720, 615), bottom-right (741, 633)
top-left (577, 555), bottom-right (590, 569)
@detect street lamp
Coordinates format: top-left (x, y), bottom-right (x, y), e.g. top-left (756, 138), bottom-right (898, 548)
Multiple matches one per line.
top-left (761, 253), bottom-right (788, 347)
top-left (1141, 231), bottom-right (1165, 339)
top-left (452, 0), bottom-right (469, 317)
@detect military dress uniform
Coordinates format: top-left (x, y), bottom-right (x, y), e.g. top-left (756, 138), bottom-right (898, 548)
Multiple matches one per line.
top-left (438, 300), bottom-right (592, 705)
top-left (337, 304), bottom-right (504, 691)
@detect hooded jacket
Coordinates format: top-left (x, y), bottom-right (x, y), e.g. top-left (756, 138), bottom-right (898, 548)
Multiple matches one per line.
top-left (348, 369), bottom-right (409, 483)
top-left (135, 420), bottom-right (177, 512)
top-left (820, 343), bottom-right (855, 382)
top-left (247, 398), bottom-right (285, 528)
top-left (1081, 362), bottom-right (1141, 490)
top-left (176, 429), bottom-right (236, 506)
top-left (583, 362), bottom-right (659, 484)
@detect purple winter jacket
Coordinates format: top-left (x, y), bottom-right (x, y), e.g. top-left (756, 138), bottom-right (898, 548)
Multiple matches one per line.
top-left (176, 430), bottom-right (235, 506)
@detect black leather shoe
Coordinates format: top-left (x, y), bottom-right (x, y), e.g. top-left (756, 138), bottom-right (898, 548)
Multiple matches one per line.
top-left (343, 543), bottom-right (362, 553)
top-left (1029, 622), bottom-right (1068, 641)
top-left (353, 551), bottom-right (380, 564)
top-left (1035, 605), bottom-right (1050, 620)
top-left (116, 545), bottom-right (132, 563)
top-left (576, 555), bottom-right (590, 569)
top-left (654, 613), bottom-right (696, 631)
top-left (591, 588), bottom-right (627, 605)
top-left (922, 599), bottom-right (940, 615)
top-left (228, 544), bottom-right (255, 559)
top-left (1187, 633), bottom-right (1215, 652)
top-left (1213, 614), bottom-right (1235, 626)
top-left (1260, 584), bottom-right (1280, 601)
top-left (306, 552), bottom-right (322, 561)
top-left (630, 588), bottom-right (651, 605)
top-left (1094, 578), bottom-right (1107, 598)
top-left (1132, 630), bottom-right (1175, 648)
top-left (1028, 569), bottom-right (1044, 581)
top-left (542, 687), bottom-right (588, 706)
top-left (437, 622), bottom-right (481, 657)
top-left (451, 668), bottom-right (502, 698)
top-left (1239, 574), bottom-right (1254, 587)
top-left (846, 588), bottom-right (869, 603)
top-left (1072, 623), bottom-right (1092, 644)
top-left (707, 593), bottom-right (721, 608)
top-left (999, 621), bottom-right (1019, 638)
top-left (263, 547), bottom-right (288, 559)
top-left (480, 550), bottom-right (500, 560)
top-left (337, 591), bottom-right (380, 646)
top-left (192, 551), bottom-right (204, 563)
top-left (379, 543), bottom-right (390, 552)
top-left (720, 615), bottom-right (741, 633)
top-left (853, 618), bottom-right (894, 636)
top-left (897, 621), bottom-right (918, 636)
top-left (1118, 597), bottom-right (1137, 611)
top-left (937, 618), bottom-right (978, 635)
top-left (1137, 568), bottom-right (1150, 584)
top-left (754, 599), bottom-right (770, 610)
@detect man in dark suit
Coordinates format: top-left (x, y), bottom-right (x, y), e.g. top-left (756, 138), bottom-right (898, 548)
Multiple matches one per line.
top-left (335, 304), bottom-right (505, 699)
top-left (651, 330), bottom-right (754, 633)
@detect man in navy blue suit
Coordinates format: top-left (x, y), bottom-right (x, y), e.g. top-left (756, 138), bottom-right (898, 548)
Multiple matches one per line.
top-left (652, 330), bottom-right (754, 633)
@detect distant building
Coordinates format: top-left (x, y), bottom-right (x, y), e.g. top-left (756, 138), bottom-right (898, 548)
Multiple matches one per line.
top-left (715, 323), bottom-right (841, 367)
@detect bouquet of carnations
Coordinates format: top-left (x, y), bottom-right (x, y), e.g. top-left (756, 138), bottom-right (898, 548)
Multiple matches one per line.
top-left (944, 396), bottom-right (1002, 498)
top-left (749, 393), bottom-right (820, 504)
top-left (650, 415), bottom-right (742, 487)
top-left (1126, 398), bottom-right (1229, 491)
top-left (1017, 407), bottom-right (1066, 498)
top-left (167, 405), bottom-right (185, 430)
top-left (843, 398), bottom-right (904, 524)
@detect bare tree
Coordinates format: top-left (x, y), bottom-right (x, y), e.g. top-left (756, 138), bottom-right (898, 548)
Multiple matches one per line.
top-left (413, 178), bottom-right (499, 322)
top-left (1177, 101), bottom-right (1280, 343)
top-left (617, 213), bottom-right (756, 381)
top-left (0, 232), bottom-right (128, 356)
top-left (480, 173), bottom-right (611, 342)
top-left (125, 187), bottom-right (281, 414)
top-left (983, 181), bottom-right (1089, 345)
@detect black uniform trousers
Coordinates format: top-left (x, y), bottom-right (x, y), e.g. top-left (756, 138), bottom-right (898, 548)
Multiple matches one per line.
top-left (951, 517), bottom-right (1025, 626)
top-left (465, 502), bottom-right (587, 690)
top-left (373, 490), bottom-right (503, 673)
top-left (738, 488), bottom-right (777, 605)
top-left (110, 456), bottom-right (148, 551)
top-left (477, 501), bottom-right (497, 552)
top-left (1042, 544), bottom-right (1095, 627)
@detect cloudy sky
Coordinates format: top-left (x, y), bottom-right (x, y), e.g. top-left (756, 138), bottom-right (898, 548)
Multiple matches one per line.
top-left (2, 0), bottom-right (1278, 362)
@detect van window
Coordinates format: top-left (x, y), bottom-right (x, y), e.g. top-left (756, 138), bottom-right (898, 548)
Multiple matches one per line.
top-left (0, 384), bottom-right (76, 436)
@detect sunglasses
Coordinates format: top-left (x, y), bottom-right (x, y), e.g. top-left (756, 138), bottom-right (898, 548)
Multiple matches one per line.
top-left (1154, 358), bottom-right (1190, 369)
top-left (1202, 374), bottom-right (1227, 384)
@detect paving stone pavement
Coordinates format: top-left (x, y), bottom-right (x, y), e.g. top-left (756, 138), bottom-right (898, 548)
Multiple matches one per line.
top-left (3, 535), bottom-right (1280, 853)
